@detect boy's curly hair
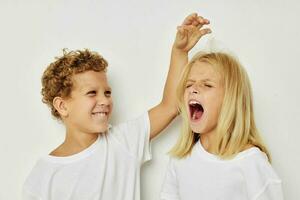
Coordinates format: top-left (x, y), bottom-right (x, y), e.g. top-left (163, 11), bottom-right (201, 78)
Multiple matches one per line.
top-left (41, 49), bottom-right (108, 119)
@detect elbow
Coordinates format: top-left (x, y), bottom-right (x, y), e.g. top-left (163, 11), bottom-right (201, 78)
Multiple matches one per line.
top-left (160, 101), bottom-right (179, 118)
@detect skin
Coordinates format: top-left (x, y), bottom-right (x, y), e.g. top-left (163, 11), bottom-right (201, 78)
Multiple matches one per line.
top-left (50, 13), bottom-right (212, 157)
top-left (184, 61), bottom-right (224, 152)
top-left (52, 71), bottom-right (112, 156)
top-left (148, 13), bottom-right (211, 140)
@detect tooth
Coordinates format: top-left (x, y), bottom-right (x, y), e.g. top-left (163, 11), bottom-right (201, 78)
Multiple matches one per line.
top-left (190, 100), bottom-right (198, 105)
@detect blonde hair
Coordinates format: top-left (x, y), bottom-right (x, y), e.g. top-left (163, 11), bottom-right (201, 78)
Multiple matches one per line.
top-left (170, 52), bottom-right (271, 161)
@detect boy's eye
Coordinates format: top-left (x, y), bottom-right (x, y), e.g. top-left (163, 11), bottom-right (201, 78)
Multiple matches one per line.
top-left (104, 90), bottom-right (111, 97)
top-left (204, 84), bottom-right (213, 88)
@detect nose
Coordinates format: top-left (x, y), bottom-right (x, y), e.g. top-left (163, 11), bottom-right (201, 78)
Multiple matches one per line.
top-left (190, 86), bottom-right (199, 94)
top-left (96, 95), bottom-right (111, 107)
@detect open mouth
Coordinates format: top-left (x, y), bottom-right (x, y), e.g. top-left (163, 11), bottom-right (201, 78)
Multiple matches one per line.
top-left (189, 100), bottom-right (204, 121)
top-left (92, 112), bottom-right (109, 118)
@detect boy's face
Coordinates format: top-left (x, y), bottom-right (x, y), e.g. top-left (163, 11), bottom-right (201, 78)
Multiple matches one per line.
top-left (64, 70), bottom-right (113, 134)
top-left (184, 61), bottom-right (224, 136)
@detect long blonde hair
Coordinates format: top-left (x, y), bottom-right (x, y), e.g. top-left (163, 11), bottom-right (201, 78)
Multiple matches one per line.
top-left (170, 52), bottom-right (271, 161)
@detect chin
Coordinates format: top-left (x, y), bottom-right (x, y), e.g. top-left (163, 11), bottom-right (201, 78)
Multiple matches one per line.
top-left (190, 126), bottom-right (204, 134)
top-left (98, 125), bottom-right (109, 133)
top-left (89, 123), bottom-right (108, 133)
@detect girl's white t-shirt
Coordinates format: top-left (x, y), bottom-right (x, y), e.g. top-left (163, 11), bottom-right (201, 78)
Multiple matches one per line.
top-left (160, 140), bottom-right (283, 200)
top-left (23, 112), bottom-right (151, 200)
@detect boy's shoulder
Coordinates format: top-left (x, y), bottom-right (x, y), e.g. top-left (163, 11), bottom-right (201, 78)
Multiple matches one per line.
top-left (23, 157), bottom-right (57, 197)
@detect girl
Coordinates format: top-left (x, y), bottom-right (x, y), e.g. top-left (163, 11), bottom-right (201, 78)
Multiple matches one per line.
top-left (160, 51), bottom-right (283, 200)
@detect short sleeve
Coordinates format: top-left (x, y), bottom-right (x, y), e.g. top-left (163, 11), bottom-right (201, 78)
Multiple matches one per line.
top-left (110, 112), bottom-right (151, 164)
top-left (239, 151), bottom-right (283, 200)
top-left (22, 187), bottom-right (41, 200)
top-left (160, 158), bottom-right (180, 200)
top-left (255, 181), bottom-right (283, 200)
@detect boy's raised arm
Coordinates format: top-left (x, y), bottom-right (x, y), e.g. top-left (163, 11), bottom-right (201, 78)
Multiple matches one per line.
top-left (148, 13), bottom-right (211, 140)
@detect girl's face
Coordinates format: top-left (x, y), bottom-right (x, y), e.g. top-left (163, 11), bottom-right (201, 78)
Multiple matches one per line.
top-left (184, 61), bottom-right (224, 136)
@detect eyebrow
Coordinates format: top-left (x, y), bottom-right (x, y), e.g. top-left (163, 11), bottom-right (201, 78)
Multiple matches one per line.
top-left (106, 86), bottom-right (112, 91)
top-left (186, 78), bottom-right (216, 83)
top-left (78, 84), bottom-right (111, 92)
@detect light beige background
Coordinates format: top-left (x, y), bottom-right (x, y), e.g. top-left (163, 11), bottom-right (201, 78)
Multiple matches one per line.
top-left (0, 0), bottom-right (299, 199)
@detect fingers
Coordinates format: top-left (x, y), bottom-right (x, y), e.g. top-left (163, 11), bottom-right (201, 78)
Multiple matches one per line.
top-left (178, 25), bottom-right (211, 35)
top-left (182, 13), bottom-right (208, 26)
top-left (185, 28), bottom-right (211, 50)
top-left (193, 28), bottom-right (212, 43)
top-left (198, 28), bottom-right (212, 37)
top-left (182, 13), bottom-right (210, 31)
top-left (176, 26), bottom-right (187, 40)
top-left (180, 25), bottom-right (211, 39)
top-left (182, 13), bottom-right (198, 26)
top-left (196, 16), bottom-right (210, 30)
top-left (175, 14), bottom-right (211, 52)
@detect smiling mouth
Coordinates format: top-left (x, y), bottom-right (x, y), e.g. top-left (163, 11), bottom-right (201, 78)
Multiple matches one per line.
top-left (92, 112), bottom-right (109, 117)
top-left (189, 100), bottom-right (204, 121)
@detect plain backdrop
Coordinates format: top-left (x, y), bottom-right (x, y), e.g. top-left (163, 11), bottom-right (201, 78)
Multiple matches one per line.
top-left (0, 0), bottom-right (299, 199)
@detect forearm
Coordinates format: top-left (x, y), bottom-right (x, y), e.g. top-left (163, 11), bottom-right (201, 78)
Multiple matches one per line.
top-left (148, 47), bottom-right (188, 139)
top-left (161, 46), bottom-right (188, 111)
top-left (148, 13), bottom-right (209, 139)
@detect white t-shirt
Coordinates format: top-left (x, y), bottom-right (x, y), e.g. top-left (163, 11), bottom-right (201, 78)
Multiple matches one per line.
top-left (160, 140), bottom-right (283, 200)
top-left (23, 112), bottom-right (151, 200)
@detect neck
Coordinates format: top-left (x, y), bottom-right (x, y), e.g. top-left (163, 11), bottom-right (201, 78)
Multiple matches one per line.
top-left (200, 128), bottom-right (217, 154)
top-left (64, 127), bottom-right (99, 149)
top-left (51, 128), bottom-right (99, 157)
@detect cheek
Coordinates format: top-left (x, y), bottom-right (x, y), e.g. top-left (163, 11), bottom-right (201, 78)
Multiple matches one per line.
top-left (183, 90), bottom-right (189, 102)
top-left (82, 98), bottom-right (98, 111)
top-left (205, 93), bottom-right (222, 114)
top-left (109, 99), bottom-right (113, 109)
top-left (183, 92), bottom-right (190, 111)
top-left (110, 103), bottom-right (113, 113)
top-left (212, 98), bottom-right (224, 120)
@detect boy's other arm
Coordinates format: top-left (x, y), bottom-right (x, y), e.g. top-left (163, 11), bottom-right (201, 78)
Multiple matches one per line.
top-left (148, 13), bottom-right (211, 140)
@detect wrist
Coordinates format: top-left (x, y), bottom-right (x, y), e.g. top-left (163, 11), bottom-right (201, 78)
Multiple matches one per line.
top-left (172, 46), bottom-right (188, 56)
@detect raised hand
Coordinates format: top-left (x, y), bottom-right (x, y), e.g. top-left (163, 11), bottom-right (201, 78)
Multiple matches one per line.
top-left (174, 13), bottom-right (211, 52)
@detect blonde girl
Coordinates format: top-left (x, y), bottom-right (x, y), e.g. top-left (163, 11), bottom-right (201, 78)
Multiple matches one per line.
top-left (160, 51), bottom-right (283, 200)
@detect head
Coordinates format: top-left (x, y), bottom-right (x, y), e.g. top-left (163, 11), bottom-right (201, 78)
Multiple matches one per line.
top-left (41, 49), bottom-right (113, 134)
top-left (171, 51), bottom-right (270, 161)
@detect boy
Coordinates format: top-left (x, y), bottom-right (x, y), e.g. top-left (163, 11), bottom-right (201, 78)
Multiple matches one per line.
top-left (23, 13), bottom-right (211, 200)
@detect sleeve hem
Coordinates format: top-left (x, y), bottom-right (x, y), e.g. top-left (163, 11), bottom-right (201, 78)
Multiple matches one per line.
top-left (141, 111), bottom-right (152, 164)
top-left (252, 179), bottom-right (282, 200)
top-left (23, 186), bottom-right (42, 200)
top-left (160, 192), bottom-right (180, 200)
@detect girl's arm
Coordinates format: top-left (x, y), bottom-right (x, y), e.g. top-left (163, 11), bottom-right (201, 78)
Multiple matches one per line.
top-left (148, 13), bottom-right (211, 140)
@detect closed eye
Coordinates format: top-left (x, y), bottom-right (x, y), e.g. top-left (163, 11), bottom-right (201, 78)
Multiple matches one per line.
top-left (186, 84), bottom-right (193, 88)
top-left (204, 84), bottom-right (213, 88)
top-left (87, 90), bottom-right (96, 96)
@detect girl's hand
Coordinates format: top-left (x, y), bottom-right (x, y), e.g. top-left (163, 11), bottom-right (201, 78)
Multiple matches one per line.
top-left (174, 13), bottom-right (211, 52)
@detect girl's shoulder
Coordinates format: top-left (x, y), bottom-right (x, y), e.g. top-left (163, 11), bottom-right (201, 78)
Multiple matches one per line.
top-left (237, 147), bottom-right (279, 178)
top-left (237, 148), bottom-right (282, 198)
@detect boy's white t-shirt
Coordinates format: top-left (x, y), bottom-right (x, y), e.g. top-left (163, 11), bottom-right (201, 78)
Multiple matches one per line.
top-left (160, 140), bottom-right (283, 200)
top-left (23, 112), bottom-right (151, 200)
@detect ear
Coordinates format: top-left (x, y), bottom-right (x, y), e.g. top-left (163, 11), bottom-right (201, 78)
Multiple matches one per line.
top-left (53, 97), bottom-right (69, 118)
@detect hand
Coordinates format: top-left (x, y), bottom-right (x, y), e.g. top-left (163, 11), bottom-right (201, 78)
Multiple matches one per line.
top-left (174, 13), bottom-right (211, 52)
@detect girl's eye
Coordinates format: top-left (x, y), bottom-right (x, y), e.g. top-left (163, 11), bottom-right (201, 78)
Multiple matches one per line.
top-left (87, 91), bottom-right (96, 96)
top-left (186, 84), bottom-right (192, 88)
top-left (204, 84), bottom-right (212, 88)
top-left (104, 90), bottom-right (111, 97)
